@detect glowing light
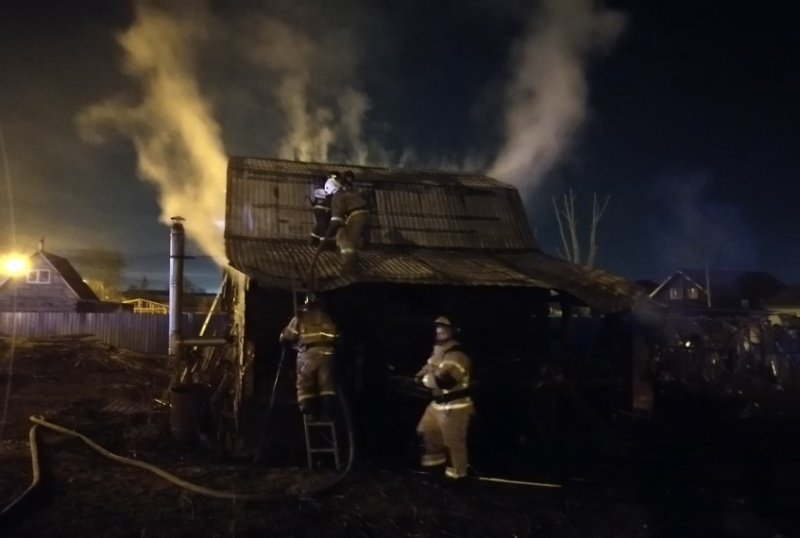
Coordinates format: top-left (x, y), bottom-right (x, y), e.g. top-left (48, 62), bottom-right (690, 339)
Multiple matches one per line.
top-left (2, 254), bottom-right (29, 276)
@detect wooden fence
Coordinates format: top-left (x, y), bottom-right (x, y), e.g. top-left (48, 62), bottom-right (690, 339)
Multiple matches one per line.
top-left (0, 312), bottom-right (228, 356)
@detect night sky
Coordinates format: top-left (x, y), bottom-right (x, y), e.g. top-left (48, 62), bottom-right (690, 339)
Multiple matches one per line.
top-left (0, 0), bottom-right (798, 292)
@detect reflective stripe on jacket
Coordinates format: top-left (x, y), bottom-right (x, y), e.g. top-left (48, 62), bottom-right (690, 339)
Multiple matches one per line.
top-left (421, 339), bottom-right (472, 409)
top-left (280, 308), bottom-right (338, 348)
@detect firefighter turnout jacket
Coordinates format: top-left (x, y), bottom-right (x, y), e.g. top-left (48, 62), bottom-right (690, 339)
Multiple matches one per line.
top-left (329, 188), bottom-right (369, 228)
top-left (281, 307), bottom-right (338, 349)
top-left (417, 339), bottom-right (472, 409)
top-left (280, 307), bottom-right (339, 404)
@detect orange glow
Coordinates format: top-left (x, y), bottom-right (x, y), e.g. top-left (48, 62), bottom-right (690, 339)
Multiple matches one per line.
top-left (2, 254), bottom-right (28, 276)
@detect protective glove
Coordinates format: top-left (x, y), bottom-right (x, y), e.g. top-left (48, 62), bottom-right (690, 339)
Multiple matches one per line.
top-left (421, 373), bottom-right (438, 389)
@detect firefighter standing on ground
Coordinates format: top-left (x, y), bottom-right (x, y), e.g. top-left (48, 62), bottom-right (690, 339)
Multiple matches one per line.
top-left (323, 171), bottom-right (370, 275)
top-left (415, 316), bottom-right (475, 480)
top-left (280, 294), bottom-right (340, 420)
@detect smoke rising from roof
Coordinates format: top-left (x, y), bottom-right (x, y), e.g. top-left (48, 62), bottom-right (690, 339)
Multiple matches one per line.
top-left (239, 14), bottom-right (373, 164)
top-left (75, 0), bottom-right (626, 270)
top-left (489, 0), bottom-right (625, 201)
top-left (77, 0), bottom-right (377, 268)
top-left (77, 2), bottom-right (227, 264)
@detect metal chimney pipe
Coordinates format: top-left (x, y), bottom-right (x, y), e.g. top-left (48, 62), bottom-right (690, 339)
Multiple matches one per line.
top-left (168, 216), bottom-right (186, 357)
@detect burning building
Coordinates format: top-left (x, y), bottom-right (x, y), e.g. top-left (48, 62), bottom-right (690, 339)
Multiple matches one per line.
top-left (181, 156), bottom-right (649, 465)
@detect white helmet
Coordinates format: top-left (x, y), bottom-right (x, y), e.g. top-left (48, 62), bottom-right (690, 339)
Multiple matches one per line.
top-left (324, 176), bottom-right (341, 195)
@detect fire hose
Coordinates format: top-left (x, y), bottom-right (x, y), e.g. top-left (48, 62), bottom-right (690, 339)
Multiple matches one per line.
top-left (1, 396), bottom-right (356, 519)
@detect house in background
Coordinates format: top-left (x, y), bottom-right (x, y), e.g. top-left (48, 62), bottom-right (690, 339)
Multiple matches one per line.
top-left (649, 268), bottom-right (787, 313)
top-left (764, 283), bottom-right (800, 321)
top-left (0, 244), bottom-right (125, 312)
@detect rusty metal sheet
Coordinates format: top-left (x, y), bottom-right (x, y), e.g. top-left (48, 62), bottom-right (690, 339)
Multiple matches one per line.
top-left (226, 156), bottom-right (536, 250)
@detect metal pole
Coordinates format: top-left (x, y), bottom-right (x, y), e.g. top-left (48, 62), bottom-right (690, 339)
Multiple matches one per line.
top-left (168, 216), bottom-right (186, 357)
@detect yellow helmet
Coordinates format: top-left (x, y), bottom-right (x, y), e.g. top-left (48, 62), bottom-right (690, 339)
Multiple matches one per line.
top-left (434, 316), bottom-right (453, 327)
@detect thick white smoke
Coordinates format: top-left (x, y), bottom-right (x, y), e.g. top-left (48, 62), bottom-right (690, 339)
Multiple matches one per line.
top-left (76, 0), bottom-right (626, 272)
top-left (77, 1), bottom-right (377, 269)
top-left (489, 0), bottom-right (625, 201)
top-left (77, 2), bottom-right (227, 263)
top-left (240, 15), bottom-right (374, 164)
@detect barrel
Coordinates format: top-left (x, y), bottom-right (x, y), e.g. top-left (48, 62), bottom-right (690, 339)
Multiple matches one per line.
top-left (169, 383), bottom-right (210, 446)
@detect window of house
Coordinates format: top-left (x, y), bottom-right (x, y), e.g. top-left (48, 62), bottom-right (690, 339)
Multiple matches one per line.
top-left (27, 269), bottom-right (51, 284)
top-left (687, 287), bottom-right (699, 299)
top-left (669, 287), bottom-right (681, 300)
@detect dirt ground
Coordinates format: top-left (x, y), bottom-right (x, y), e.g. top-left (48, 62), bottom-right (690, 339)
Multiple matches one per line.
top-left (1, 336), bottom-right (799, 537)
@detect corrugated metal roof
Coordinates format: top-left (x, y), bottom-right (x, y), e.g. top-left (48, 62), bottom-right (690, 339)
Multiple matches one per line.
top-left (228, 239), bottom-right (547, 290)
top-left (226, 156), bottom-right (535, 250)
top-left (498, 251), bottom-right (650, 312)
top-left (224, 158), bottom-right (648, 312)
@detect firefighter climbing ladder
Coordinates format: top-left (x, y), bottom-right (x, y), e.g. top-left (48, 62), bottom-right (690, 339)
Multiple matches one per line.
top-left (302, 415), bottom-right (342, 470)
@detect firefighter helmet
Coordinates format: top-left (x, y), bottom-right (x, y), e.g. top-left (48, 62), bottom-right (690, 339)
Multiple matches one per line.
top-left (324, 172), bottom-right (341, 195)
top-left (343, 170), bottom-right (355, 185)
top-left (434, 316), bottom-right (453, 327)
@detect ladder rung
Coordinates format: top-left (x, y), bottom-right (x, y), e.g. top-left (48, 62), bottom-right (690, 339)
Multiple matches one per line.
top-left (303, 415), bottom-right (341, 470)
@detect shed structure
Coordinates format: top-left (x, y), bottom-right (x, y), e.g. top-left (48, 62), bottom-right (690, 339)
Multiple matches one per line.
top-left (220, 157), bottom-right (649, 463)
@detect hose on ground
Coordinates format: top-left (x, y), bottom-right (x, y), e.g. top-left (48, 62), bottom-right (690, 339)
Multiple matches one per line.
top-left (1, 406), bottom-right (356, 518)
top-left (0, 423), bottom-right (41, 517)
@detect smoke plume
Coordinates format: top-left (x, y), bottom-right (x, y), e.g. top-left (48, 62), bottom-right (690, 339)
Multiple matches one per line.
top-left (489, 0), bottom-right (625, 201)
top-left (77, 0), bottom-right (378, 269)
top-left (77, 1), bottom-right (227, 264)
top-left (237, 12), bottom-right (374, 165)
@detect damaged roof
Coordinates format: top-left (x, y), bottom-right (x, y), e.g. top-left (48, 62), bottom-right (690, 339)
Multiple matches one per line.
top-left (225, 157), bottom-right (647, 312)
top-left (226, 156), bottom-right (535, 250)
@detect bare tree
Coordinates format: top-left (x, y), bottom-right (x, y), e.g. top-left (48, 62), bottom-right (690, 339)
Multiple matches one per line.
top-left (553, 190), bottom-right (580, 263)
top-left (552, 190), bottom-right (610, 267)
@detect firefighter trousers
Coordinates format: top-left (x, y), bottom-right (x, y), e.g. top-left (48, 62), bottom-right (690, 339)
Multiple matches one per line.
top-left (296, 347), bottom-right (336, 410)
top-left (416, 401), bottom-right (474, 478)
top-left (336, 211), bottom-right (370, 271)
top-left (311, 206), bottom-right (335, 248)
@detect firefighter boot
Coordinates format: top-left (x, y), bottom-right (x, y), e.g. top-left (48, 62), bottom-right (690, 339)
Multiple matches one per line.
top-left (299, 397), bottom-right (321, 422)
top-left (320, 395), bottom-right (338, 421)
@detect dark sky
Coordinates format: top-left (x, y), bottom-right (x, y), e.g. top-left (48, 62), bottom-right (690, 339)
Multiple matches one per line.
top-left (1, 0), bottom-right (798, 291)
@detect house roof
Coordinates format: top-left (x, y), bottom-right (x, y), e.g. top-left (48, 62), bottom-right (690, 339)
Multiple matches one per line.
top-left (225, 157), bottom-right (648, 312)
top-left (765, 282), bottom-right (800, 307)
top-left (40, 251), bottom-right (100, 301)
top-left (0, 251), bottom-right (100, 301)
top-left (650, 269), bottom-right (787, 308)
top-left (226, 156), bottom-right (536, 251)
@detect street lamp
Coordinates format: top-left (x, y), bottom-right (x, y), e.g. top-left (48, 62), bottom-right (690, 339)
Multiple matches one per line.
top-left (1, 254), bottom-right (28, 276)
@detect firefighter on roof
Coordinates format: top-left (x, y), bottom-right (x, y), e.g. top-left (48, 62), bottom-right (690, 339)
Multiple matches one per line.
top-left (309, 178), bottom-right (334, 249)
top-left (280, 293), bottom-right (340, 420)
top-left (323, 170), bottom-right (370, 275)
top-left (415, 315), bottom-right (475, 480)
